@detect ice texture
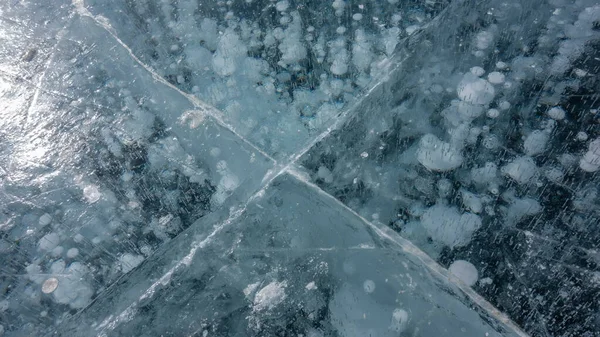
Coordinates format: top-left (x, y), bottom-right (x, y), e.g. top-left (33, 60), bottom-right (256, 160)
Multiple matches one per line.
top-left (1, 0), bottom-right (599, 336)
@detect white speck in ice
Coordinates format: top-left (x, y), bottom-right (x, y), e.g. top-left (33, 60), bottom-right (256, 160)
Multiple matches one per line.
top-left (574, 68), bottom-right (588, 77)
top-left (577, 132), bottom-right (588, 141)
top-left (336, 26), bottom-right (347, 34)
top-left (253, 281), bottom-right (287, 311)
top-left (331, 0), bottom-right (345, 10)
top-left (83, 185), bottom-right (101, 203)
top-left (417, 134), bottom-right (463, 171)
top-left (275, 1), bottom-right (289, 11)
top-left (473, 50), bottom-right (485, 57)
top-left (547, 106), bottom-right (566, 120)
top-left (38, 233), bottom-right (60, 252)
top-left (421, 205), bottom-right (481, 248)
top-left (26, 264), bottom-right (45, 284)
top-left (498, 100), bottom-right (511, 110)
top-left (470, 66), bottom-right (485, 76)
top-left (496, 61), bottom-right (507, 69)
top-left (449, 260), bottom-right (478, 286)
top-left (501, 156), bottom-right (537, 184)
top-left (480, 277), bottom-right (493, 285)
top-left (38, 213), bottom-right (52, 227)
top-left (457, 73), bottom-right (495, 105)
top-left (580, 138), bottom-right (600, 172)
top-left (121, 172), bottom-right (133, 182)
top-left (487, 71), bottom-right (505, 84)
top-left (305, 282), bottom-right (317, 290)
top-left (390, 308), bottom-right (409, 333)
top-left (482, 134), bottom-right (500, 149)
top-left (545, 167), bottom-right (564, 182)
top-left (317, 166), bottom-right (334, 183)
top-left (352, 13), bottom-right (363, 21)
top-left (461, 190), bottom-right (483, 213)
top-left (51, 246), bottom-right (64, 257)
top-left (360, 152), bottom-right (369, 158)
top-left (66, 248), bottom-right (79, 258)
top-left (486, 108), bottom-right (500, 118)
top-left (73, 233), bottom-right (84, 243)
top-left (505, 196), bottom-right (541, 225)
top-left (523, 130), bottom-right (549, 156)
top-left (363, 280), bottom-right (376, 293)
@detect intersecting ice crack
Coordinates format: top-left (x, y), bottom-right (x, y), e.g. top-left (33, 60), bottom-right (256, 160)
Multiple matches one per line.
top-left (62, 2), bottom-right (530, 336)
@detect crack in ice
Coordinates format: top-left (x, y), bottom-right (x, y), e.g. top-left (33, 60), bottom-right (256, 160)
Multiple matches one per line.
top-left (286, 167), bottom-right (530, 337)
top-left (71, 0), bottom-right (276, 164)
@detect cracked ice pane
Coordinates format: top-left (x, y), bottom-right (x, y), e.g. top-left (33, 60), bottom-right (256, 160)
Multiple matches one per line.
top-left (57, 173), bottom-right (525, 337)
top-left (1, 0), bottom-right (599, 336)
top-left (299, 0), bottom-right (600, 335)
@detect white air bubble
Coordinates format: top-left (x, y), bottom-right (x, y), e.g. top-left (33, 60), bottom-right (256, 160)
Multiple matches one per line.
top-left (470, 66), bottom-right (485, 77)
top-left (39, 213), bottom-right (52, 227)
top-left (486, 108), bottom-right (500, 118)
top-left (449, 260), bottom-right (479, 286)
top-left (66, 248), bottom-right (79, 258)
top-left (577, 132), bottom-right (588, 141)
top-left (363, 280), bottom-right (376, 293)
top-left (275, 1), bottom-right (289, 11)
top-left (498, 101), bottom-right (511, 110)
top-left (547, 106), bottom-right (566, 120)
top-left (487, 71), bottom-right (505, 84)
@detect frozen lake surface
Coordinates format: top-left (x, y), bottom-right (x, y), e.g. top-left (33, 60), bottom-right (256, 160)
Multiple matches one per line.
top-left (0, 0), bottom-right (599, 336)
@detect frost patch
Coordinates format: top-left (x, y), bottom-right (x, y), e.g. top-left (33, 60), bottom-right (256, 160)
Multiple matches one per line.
top-left (253, 281), bottom-right (287, 311)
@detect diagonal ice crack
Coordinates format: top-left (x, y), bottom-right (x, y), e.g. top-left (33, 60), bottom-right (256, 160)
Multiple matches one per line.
top-left (70, 0), bottom-right (276, 163)
top-left (285, 168), bottom-right (530, 337)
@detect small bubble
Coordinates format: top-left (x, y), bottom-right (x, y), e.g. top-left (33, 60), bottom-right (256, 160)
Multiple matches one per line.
top-left (363, 279), bottom-right (376, 293)
top-left (42, 278), bottom-right (59, 294)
